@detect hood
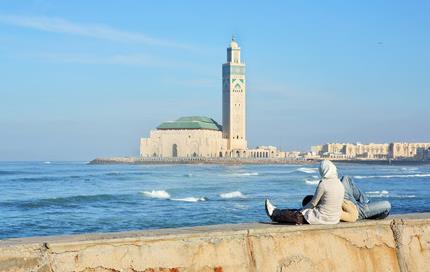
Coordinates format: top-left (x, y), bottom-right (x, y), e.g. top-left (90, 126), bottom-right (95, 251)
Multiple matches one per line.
top-left (319, 160), bottom-right (338, 180)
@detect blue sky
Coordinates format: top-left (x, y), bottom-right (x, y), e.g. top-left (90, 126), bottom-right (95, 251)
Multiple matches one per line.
top-left (0, 0), bottom-right (429, 160)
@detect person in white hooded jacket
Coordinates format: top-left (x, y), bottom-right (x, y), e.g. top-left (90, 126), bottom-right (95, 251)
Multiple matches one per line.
top-left (265, 160), bottom-right (345, 225)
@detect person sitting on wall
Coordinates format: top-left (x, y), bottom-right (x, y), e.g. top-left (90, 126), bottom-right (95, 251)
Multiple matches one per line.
top-left (341, 175), bottom-right (391, 219)
top-left (301, 194), bottom-right (358, 222)
top-left (301, 176), bottom-right (391, 221)
top-left (265, 160), bottom-right (345, 225)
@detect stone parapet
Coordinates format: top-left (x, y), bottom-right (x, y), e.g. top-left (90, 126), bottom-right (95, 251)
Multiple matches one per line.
top-left (1, 213), bottom-right (429, 271)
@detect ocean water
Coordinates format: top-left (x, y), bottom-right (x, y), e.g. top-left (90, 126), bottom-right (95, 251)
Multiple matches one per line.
top-left (1, 161), bottom-right (429, 239)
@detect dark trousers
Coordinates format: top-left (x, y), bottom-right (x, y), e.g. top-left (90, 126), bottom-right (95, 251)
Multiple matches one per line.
top-left (271, 208), bottom-right (308, 225)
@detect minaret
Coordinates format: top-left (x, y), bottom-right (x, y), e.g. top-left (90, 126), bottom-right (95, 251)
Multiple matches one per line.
top-left (222, 37), bottom-right (247, 152)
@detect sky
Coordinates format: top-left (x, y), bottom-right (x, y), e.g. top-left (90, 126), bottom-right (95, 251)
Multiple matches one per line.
top-left (0, 0), bottom-right (429, 161)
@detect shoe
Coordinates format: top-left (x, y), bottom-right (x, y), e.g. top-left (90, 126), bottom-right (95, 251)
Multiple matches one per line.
top-left (265, 199), bottom-right (276, 218)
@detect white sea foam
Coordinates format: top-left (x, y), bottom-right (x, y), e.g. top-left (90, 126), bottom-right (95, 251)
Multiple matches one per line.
top-left (297, 167), bottom-right (318, 174)
top-left (43, 161), bottom-right (51, 164)
top-left (354, 174), bottom-right (430, 179)
top-left (367, 190), bottom-right (389, 195)
top-left (395, 194), bottom-right (416, 198)
top-left (401, 167), bottom-right (418, 172)
top-left (170, 197), bottom-right (206, 202)
top-left (219, 191), bottom-right (246, 199)
top-left (142, 190), bottom-right (170, 199)
top-left (366, 190), bottom-right (417, 199)
top-left (226, 172), bottom-right (259, 177)
top-left (305, 179), bottom-right (320, 185)
top-left (366, 190), bottom-right (389, 197)
top-left (233, 203), bottom-right (248, 210)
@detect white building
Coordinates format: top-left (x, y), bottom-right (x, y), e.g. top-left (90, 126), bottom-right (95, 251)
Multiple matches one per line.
top-left (140, 38), bottom-right (283, 158)
top-left (140, 116), bottom-right (228, 158)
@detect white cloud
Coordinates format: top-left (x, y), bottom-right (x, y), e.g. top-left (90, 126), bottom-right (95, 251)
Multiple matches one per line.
top-left (28, 52), bottom-right (187, 68)
top-left (0, 15), bottom-right (192, 49)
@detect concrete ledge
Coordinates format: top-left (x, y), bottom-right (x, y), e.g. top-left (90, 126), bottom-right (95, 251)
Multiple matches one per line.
top-left (1, 213), bottom-right (429, 272)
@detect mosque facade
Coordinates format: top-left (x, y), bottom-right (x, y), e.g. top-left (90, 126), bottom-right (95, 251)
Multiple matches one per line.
top-left (140, 39), bottom-right (284, 159)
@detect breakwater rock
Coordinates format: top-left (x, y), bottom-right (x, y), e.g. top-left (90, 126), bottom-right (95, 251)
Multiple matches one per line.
top-left (1, 213), bottom-right (429, 272)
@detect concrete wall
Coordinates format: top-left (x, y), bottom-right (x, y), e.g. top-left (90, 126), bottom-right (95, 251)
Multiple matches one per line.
top-left (1, 214), bottom-right (429, 272)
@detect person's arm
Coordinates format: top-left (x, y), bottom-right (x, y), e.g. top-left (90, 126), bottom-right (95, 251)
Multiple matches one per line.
top-left (302, 182), bottom-right (325, 210)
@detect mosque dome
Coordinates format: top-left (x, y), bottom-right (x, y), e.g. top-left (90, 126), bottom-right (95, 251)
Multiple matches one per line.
top-left (157, 116), bottom-right (222, 131)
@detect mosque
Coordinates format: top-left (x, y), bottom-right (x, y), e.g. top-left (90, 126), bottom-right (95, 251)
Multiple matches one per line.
top-left (140, 39), bottom-right (284, 159)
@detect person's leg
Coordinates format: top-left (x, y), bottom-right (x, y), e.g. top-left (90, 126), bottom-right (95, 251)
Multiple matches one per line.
top-left (361, 201), bottom-right (391, 219)
top-left (341, 176), bottom-right (369, 204)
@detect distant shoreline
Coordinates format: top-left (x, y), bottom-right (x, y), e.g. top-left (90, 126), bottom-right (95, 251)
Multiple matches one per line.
top-left (332, 159), bottom-right (430, 165)
top-left (89, 157), bottom-right (430, 165)
top-left (88, 157), bottom-right (316, 165)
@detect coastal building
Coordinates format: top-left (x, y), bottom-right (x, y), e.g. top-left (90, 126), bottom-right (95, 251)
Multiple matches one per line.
top-left (140, 38), bottom-right (284, 159)
top-left (310, 145), bottom-right (323, 155)
top-left (312, 142), bottom-right (430, 160)
top-left (247, 146), bottom-right (285, 159)
top-left (345, 143), bottom-right (389, 159)
top-left (389, 142), bottom-right (430, 160)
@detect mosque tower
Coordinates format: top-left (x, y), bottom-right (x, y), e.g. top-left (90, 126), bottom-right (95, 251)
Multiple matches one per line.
top-left (222, 37), bottom-right (247, 153)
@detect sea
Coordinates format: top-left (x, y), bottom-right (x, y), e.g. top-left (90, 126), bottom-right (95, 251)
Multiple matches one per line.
top-left (1, 161), bottom-right (429, 239)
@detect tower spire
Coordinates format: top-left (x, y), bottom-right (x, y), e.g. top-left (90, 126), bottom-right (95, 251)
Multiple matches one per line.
top-left (222, 38), bottom-right (247, 152)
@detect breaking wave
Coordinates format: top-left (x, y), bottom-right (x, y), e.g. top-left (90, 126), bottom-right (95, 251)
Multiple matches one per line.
top-left (366, 190), bottom-right (389, 197)
top-left (226, 172), bottom-right (259, 177)
top-left (170, 197), bottom-right (207, 202)
top-left (305, 179), bottom-right (320, 185)
top-left (142, 191), bottom-right (206, 202)
top-left (401, 167), bottom-right (418, 172)
top-left (394, 195), bottom-right (416, 198)
top-left (354, 173), bottom-right (430, 179)
top-left (297, 167), bottom-right (318, 174)
top-left (219, 191), bottom-right (246, 199)
top-left (366, 190), bottom-right (416, 198)
top-left (142, 190), bottom-right (171, 199)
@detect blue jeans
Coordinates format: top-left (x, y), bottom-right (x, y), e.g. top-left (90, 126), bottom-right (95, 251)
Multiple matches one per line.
top-left (341, 176), bottom-right (391, 220)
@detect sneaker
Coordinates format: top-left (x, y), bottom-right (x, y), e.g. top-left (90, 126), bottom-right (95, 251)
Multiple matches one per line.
top-left (265, 199), bottom-right (276, 218)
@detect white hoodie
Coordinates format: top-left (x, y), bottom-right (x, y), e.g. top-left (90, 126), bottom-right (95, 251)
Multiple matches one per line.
top-left (301, 160), bottom-right (345, 224)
